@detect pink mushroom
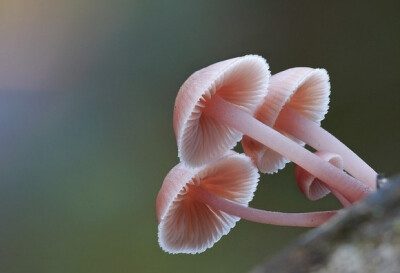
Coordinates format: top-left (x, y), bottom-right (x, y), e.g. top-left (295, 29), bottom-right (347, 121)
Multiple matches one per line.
top-left (242, 67), bottom-right (376, 189)
top-left (157, 152), bottom-right (337, 254)
top-left (295, 151), bottom-right (351, 207)
top-left (173, 55), bottom-right (370, 203)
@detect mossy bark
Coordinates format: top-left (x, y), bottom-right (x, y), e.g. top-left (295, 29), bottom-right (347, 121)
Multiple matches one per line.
top-left (250, 174), bottom-right (400, 273)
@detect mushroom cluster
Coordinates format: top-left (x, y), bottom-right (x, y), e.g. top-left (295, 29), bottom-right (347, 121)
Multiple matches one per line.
top-left (156, 55), bottom-right (377, 254)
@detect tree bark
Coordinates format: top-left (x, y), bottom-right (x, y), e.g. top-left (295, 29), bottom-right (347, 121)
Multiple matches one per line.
top-left (250, 174), bottom-right (400, 273)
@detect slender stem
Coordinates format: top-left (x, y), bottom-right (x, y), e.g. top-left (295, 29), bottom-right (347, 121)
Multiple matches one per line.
top-left (275, 107), bottom-right (377, 189)
top-left (204, 95), bottom-right (371, 203)
top-left (294, 151), bottom-right (351, 207)
top-left (193, 186), bottom-right (337, 227)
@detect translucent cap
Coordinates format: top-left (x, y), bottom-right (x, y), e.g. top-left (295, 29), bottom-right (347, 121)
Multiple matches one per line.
top-left (174, 55), bottom-right (270, 167)
top-left (242, 67), bottom-right (330, 173)
top-left (156, 152), bottom-right (259, 254)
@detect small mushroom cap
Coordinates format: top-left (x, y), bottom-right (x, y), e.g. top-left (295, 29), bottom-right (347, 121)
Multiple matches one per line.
top-left (174, 55), bottom-right (270, 167)
top-left (242, 67), bottom-right (330, 173)
top-left (156, 152), bottom-right (259, 254)
top-left (295, 151), bottom-right (343, 201)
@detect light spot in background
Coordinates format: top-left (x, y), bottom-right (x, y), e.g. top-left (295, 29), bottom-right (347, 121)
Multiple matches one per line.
top-left (0, 0), bottom-right (133, 91)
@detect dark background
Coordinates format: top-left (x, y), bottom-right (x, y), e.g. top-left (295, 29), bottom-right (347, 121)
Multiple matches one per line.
top-left (0, 1), bottom-right (399, 272)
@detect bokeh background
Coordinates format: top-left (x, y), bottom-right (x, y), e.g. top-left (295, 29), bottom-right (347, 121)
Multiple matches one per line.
top-left (1, 1), bottom-right (399, 272)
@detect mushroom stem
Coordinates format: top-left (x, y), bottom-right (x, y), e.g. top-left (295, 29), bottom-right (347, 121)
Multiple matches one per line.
top-left (204, 95), bottom-right (371, 203)
top-left (275, 107), bottom-right (377, 189)
top-left (193, 186), bottom-right (337, 227)
top-left (294, 152), bottom-right (352, 207)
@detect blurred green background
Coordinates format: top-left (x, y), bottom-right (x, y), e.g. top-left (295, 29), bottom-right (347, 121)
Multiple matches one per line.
top-left (0, 1), bottom-right (399, 272)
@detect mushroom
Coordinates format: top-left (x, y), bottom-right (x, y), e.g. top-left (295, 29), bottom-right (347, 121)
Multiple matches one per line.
top-left (173, 55), bottom-right (370, 203)
top-left (242, 67), bottom-right (376, 189)
top-left (157, 152), bottom-right (337, 254)
top-left (295, 151), bottom-right (351, 207)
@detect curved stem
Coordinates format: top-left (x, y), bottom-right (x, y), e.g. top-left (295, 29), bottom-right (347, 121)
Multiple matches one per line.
top-left (193, 186), bottom-right (337, 227)
top-left (275, 107), bottom-right (377, 189)
top-left (294, 151), bottom-right (351, 207)
top-left (204, 95), bottom-right (371, 203)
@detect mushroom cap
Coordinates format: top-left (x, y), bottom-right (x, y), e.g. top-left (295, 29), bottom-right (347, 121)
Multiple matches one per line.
top-left (174, 55), bottom-right (270, 167)
top-left (242, 67), bottom-right (330, 173)
top-left (295, 151), bottom-right (343, 201)
top-left (156, 152), bottom-right (259, 254)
